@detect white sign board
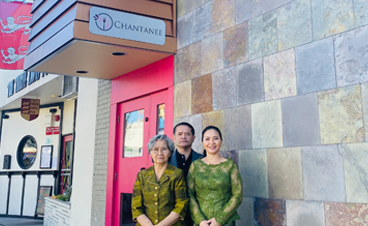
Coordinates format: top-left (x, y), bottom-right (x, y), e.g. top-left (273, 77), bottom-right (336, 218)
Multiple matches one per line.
top-left (89, 7), bottom-right (166, 45)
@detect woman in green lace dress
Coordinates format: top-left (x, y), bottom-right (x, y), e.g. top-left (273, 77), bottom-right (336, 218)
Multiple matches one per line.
top-left (187, 126), bottom-right (243, 226)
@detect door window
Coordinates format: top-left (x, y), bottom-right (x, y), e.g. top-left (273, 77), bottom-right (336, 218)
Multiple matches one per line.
top-left (123, 109), bottom-right (144, 158)
top-left (156, 104), bottom-right (165, 135)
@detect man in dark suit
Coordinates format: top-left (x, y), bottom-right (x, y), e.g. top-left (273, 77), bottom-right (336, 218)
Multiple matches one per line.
top-left (169, 122), bottom-right (203, 226)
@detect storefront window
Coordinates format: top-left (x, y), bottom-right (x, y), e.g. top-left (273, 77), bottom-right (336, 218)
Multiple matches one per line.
top-left (17, 135), bottom-right (37, 169)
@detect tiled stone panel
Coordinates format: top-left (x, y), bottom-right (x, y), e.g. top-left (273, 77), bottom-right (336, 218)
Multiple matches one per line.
top-left (286, 200), bottom-right (325, 226)
top-left (202, 33), bottom-right (223, 75)
top-left (212, 67), bottom-right (237, 110)
top-left (261, 0), bottom-right (294, 13)
top-left (311, 0), bottom-right (355, 40)
top-left (236, 197), bottom-right (254, 226)
top-left (254, 198), bottom-right (286, 226)
top-left (248, 11), bottom-right (278, 60)
top-left (362, 82), bottom-right (368, 141)
top-left (252, 100), bottom-right (282, 148)
top-left (277, 0), bottom-right (312, 51)
top-left (192, 2), bottom-right (213, 43)
top-left (235, 0), bottom-right (262, 24)
top-left (202, 110), bottom-right (226, 150)
top-left (301, 145), bottom-right (345, 202)
top-left (281, 93), bottom-right (321, 147)
top-left (239, 149), bottom-right (268, 198)
top-left (174, 80), bottom-right (191, 118)
top-left (334, 25), bottom-right (368, 87)
top-left (174, 114), bottom-right (203, 154)
top-left (325, 202), bottom-right (368, 226)
top-left (212, 0), bottom-right (235, 34)
top-left (223, 22), bottom-right (248, 68)
top-left (353, 0), bottom-right (368, 27)
top-left (191, 73), bottom-right (213, 114)
top-left (267, 147), bottom-right (303, 199)
top-left (177, 0), bottom-right (206, 18)
top-left (44, 198), bottom-right (71, 226)
top-left (237, 59), bottom-right (265, 105)
top-left (175, 42), bottom-right (202, 83)
top-left (220, 150), bottom-right (239, 164)
top-left (341, 142), bottom-right (368, 203)
top-left (318, 85), bottom-right (364, 144)
top-left (295, 37), bottom-right (336, 95)
top-left (177, 12), bottom-right (194, 49)
top-left (224, 104), bottom-right (252, 150)
top-left (263, 48), bottom-right (296, 101)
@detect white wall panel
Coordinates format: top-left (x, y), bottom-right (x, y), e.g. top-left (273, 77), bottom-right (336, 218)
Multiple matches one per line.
top-left (22, 175), bottom-right (38, 216)
top-left (8, 175), bottom-right (22, 215)
top-left (62, 100), bottom-right (75, 135)
top-left (69, 78), bottom-right (98, 226)
top-left (0, 176), bottom-right (9, 214)
top-left (0, 107), bottom-right (61, 171)
top-left (40, 175), bottom-right (55, 196)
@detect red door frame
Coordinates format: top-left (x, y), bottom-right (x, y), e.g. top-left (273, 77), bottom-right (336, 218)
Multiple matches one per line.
top-left (105, 56), bottom-right (174, 226)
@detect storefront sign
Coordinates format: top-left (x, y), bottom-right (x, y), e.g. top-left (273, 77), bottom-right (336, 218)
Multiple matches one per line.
top-left (46, 126), bottom-right (59, 135)
top-left (21, 98), bottom-right (40, 121)
top-left (6, 71), bottom-right (48, 98)
top-left (89, 7), bottom-right (166, 45)
top-left (15, 71), bottom-right (27, 92)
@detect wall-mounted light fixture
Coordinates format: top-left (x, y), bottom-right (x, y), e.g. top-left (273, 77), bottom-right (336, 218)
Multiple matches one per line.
top-left (111, 52), bottom-right (125, 56)
top-left (2, 114), bottom-right (9, 119)
top-left (49, 108), bottom-right (57, 113)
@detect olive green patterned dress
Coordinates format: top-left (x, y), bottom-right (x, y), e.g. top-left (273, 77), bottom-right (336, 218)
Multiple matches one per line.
top-left (187, 159), bottom-right (243, 226)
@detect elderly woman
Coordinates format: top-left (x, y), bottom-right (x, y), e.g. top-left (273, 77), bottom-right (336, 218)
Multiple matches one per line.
top-left (187, 126), bottom-right (243, 226)
top-left (132, 134), bottom-right (189, 226)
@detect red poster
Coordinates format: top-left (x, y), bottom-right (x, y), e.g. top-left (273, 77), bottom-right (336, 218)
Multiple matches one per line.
top-left (21, 98), bottom-right (40, 121)
top-left (46, 127), bottom-right (60, 135)
top-left (0, 1), bottom-right (32, 70)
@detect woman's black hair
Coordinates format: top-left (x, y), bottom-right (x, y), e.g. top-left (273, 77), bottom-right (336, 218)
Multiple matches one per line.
top-left (202, 125), bottom-right (223, 141)
top-left (201, 126), bottom-right (223, 156)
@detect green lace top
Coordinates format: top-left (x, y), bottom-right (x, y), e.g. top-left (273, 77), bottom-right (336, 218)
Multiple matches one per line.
top-left (187, 159), bottom-right (243, 226)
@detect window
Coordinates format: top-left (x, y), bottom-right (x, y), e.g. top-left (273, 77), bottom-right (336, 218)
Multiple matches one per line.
top-left (17, 135), bottom-right (37, 169)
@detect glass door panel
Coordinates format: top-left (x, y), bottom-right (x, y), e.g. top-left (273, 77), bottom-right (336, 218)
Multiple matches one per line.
top-left (123, 109), bottom-right (144, 158)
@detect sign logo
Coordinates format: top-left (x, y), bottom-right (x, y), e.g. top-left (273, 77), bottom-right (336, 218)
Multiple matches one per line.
top-left (94, 13), bottom-right (113, 31)
top-left (89, 7), bottom-right (166, 46)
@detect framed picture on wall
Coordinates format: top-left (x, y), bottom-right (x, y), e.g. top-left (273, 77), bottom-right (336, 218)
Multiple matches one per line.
top-left (40, 145), bottom-right (53, 169)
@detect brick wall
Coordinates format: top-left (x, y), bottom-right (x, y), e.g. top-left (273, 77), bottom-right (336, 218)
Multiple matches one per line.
top-left (176, 0), bottom-right (368, 225)
top-left (44, 198), bottom-right (71, 226)
top-left (90, 79), bottom-right (111, 226)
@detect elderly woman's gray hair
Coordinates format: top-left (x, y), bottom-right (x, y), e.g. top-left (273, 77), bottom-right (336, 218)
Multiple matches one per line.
top-left (147, 134), bottom-right (175, 154)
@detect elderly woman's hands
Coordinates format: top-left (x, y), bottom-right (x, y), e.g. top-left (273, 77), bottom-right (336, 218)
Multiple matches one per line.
top-left (208, 218), bottom-right (221, 226)
top-left (199, 220), bottom-right (211, 226)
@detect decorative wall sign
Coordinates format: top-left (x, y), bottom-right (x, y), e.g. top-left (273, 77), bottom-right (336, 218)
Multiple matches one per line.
top-left (21, 98), bottom-right (40, 121)
top-left (46, 127), bottom-right (59, 135)
top-left (35, 186), bottom-right (53, 215)
top-left (89, 7), bottom-right (166, 45)
top-left (40, 145), bottom-right (53, 169)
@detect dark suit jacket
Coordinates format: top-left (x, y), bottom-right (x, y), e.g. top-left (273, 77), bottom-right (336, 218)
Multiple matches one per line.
top-left (169, 149), bottom-right (203, 168)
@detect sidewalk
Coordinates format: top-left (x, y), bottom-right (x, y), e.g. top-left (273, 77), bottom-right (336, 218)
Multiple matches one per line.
top-left (0, 217), bottom-right (43, 226)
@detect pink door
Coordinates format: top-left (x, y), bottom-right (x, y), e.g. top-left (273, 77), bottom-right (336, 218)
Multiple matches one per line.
top-left (113, 90), bottom-right (170, 225)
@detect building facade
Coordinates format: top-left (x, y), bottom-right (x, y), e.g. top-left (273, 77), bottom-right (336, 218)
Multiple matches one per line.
top-left (1, 0), bottom-right (367, 225)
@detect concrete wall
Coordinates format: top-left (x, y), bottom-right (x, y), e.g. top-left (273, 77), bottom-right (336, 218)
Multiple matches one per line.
top-left (90, 79), bottom-right (111, 226)
top-left (176, 0), bottom-right (368, 225)
top-left (69, 77), bottom-right (98, 226)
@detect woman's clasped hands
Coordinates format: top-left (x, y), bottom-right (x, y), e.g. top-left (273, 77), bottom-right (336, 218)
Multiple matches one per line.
top-left (200, 218), bottom-right (221, 226)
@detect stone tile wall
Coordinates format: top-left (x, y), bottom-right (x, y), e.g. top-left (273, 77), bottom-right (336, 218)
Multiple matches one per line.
top-left (175, 0), bottom-right (368, 225)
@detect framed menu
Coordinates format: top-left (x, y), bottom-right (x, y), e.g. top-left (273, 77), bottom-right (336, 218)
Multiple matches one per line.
top-left (40, 145), bottom-right (53, 169)
top-left (35, 186), bottom-right (53, 216)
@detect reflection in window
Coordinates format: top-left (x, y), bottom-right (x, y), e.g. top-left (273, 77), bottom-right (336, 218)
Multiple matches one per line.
top-left (17, 135), bottom-right (37, 169)
top-left (157, 104), bottom-right (165, 135)
top-left (124, 110), bottom-right (144, 158)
